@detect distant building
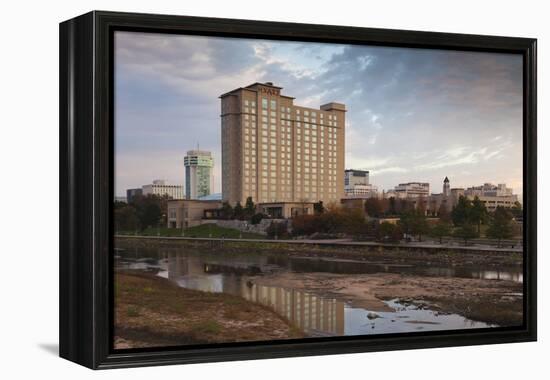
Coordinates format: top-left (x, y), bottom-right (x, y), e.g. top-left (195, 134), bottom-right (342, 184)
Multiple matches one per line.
top-left (443, 176), bottom-right (450, 196)
top-left (428, 178), bottom-right (518, 214)
top-left (387, 182), bottom-right (430, 198)
top-left (198, 193), bottom-right (222, 201)
top-left (465, 183), bottom-right (514, 197)
top-left (114, 196), bottom-right (127, 203)
top-left (344, 169), bottom-right (378, 198)
top-left (167, 199), bottom-right (222, 228)
top-left (184, 150), bottom-right (214, 199)
top-left (126, 188), bottom-right (143, 203)
top-left (142, 180), bottom-right (184, 200)
top-left (220, 82), bottom-right (346, 206)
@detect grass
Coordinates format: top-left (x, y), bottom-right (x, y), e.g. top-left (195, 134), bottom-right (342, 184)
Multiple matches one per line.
top-left (117, 223), bottom-right (265, 240)
top-left (114, 271), bottom-right (304, 349)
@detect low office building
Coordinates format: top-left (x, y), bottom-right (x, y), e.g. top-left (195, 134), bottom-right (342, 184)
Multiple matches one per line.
top-left (391, 182), bottom-right (430, 198)
top-left (126, 188), bottom-right (143, 203)
top-left (258, 202), bottom-right (315, 219)
top-left (142, 179), bottom-right (184, 200)
top-left (167, 199), bottom-right (223, 228)
top-left (344, 169), bottom-right (378, 198)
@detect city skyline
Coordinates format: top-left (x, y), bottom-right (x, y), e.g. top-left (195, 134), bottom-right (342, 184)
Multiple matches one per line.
top-left (114, 32), bottom-right (523, 197)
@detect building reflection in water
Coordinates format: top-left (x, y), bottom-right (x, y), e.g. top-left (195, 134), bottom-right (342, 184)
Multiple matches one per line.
top-left (161, 251), bottom-right (345, 336)
top-left (240, 283), bottom-right (345, 336)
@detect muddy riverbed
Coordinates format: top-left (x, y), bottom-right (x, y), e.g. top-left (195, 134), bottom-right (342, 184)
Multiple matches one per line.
top-left (115, 239), bottom-right (523, 339)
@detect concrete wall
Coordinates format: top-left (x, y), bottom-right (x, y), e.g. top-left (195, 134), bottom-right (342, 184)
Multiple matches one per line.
top-left (201, 218), bottom-right (286, 235)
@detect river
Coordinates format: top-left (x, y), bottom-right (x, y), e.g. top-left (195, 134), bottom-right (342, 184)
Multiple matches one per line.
top-left (115, 243), bottom-right (522, 337)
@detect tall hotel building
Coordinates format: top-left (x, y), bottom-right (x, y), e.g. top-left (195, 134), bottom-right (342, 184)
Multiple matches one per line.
top-left (184, 150), bottom-right (213, 199)
top-left (220, 82), bottom-right (346, 205)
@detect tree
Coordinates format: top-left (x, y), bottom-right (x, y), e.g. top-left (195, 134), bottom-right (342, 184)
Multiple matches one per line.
top-left (437, 203), bottom-right (451, 223)
top-left (451, 195), bottom-right (472, 226)
top-left (388, 197), bottom-right (397, 215)
top-left (486, 206), bottom-right (514, 247)
top-left (416, 196), bottom-right (427, 216)
top-left (244, 197), bottom-right (256, 218)
top-left (250, 212), bottom-right (265, 225)
top-left (266, 221), bottom-right (288, 239)
top-left (313, 201), bottom-right (325, 214)
top-left (510, 201), bottom-right (523, 219)
top-left (470, 196), bottom-right (488, 233)
top-left (220, 201), bottom-right (234, 220)
top-left (114, 205), bottom-right (139, 232)
top-left (429, 221), bottom-right (452, 244)
top-left (365, 198), bottom-right (383, 217)
top-left (127, 194), bottom-right (170, 231)
top-left (375, 222), bottom-right (403, 242)
top-left (233, 201), bottom-right (244, 220)
top-left (399, 210), bottom-right (429, 242)
top-left (453, 223), bottom-right (479, 245)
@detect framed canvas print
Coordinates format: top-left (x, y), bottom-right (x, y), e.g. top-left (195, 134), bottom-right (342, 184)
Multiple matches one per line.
top-left (59, 11), bottom-right (537, 369)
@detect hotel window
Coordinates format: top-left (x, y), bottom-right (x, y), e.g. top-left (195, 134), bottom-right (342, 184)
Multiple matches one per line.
top-left (262, 116), bottom-right (268, 123)
top-left (244, 114), bottom-right (249, 120)
top-left (262, 158), bottom-right (268, 164)
top-left (244, 100), bottom-right (249, 106)
top-left (270, 125), bottom-right (277, 131)
top-left (262, 144), bottom-right (268, 150)
top-left (262, 98), bottom-right (268, 109)
top-left (271, 111), bottom-right (276, 117)
top-left (270, 131), bottom-right (276, 137)
top-left (262, 110), bottom-right (268, 116)
top-left (262, 131), bottom-right (268, 137)
top-left (251, 101), bottom-right (256, 107)
top-left (251, 108), bottom-right (256, 114)
top-left (270, 100), bottom-right (276, 109)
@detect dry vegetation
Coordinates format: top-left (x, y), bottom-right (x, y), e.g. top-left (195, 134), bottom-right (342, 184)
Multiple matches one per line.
top-left (114, 271), bottom-right (303, 349)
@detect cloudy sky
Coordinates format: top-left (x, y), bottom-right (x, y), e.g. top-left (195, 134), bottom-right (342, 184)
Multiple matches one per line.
top-left (115, 31), bottom-right (523, 197)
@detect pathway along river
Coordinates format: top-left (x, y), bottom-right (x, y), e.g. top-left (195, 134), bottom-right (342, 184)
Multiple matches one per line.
top-left (115, 242), bottom-right (523, 337)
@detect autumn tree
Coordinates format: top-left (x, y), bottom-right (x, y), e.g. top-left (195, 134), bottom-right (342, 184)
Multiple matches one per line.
top-left (314, 201), bottom-right (325, 214)
top-left (365, 198), bottom-right (383, 217)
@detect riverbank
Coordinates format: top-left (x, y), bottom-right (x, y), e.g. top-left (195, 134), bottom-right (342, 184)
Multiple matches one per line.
top-left (115, 236), bottom-right (523, 267)
top-left (114, 271), bottom-right (303, 349)
top-left (247, 272), bottom-right (523, 326)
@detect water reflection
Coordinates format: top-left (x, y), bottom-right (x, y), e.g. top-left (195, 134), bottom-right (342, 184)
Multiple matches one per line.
top-left (242, 283), bottom-right (345, 336)
top-left (116, 244), bottom-right (515, 336)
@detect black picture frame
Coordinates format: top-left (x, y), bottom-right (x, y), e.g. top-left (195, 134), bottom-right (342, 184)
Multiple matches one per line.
top-left (59, 10), bottom-right (537, 369)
